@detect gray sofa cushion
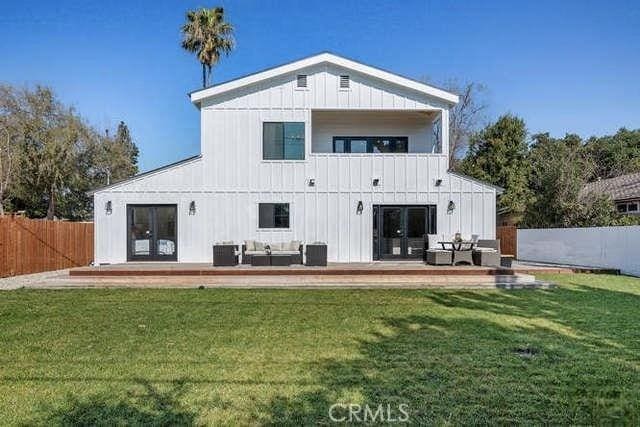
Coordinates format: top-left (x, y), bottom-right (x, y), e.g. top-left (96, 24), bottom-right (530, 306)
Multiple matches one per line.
top-left (244, 250), bottom-right (267, 255)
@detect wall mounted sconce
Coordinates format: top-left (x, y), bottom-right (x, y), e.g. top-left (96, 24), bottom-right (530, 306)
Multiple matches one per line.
top-left (105, 200), bottom-right (112, 215)
top-left (356, 201), bottom-right (364, 215)
top-left (435, 179), bottom-right (443, 187)
top-left (447, 200), bottom-right (456, 213)
top-left (308, 178), bottom-right (315, 187)
top-left (189, 200), bottom-right (196, 215)
top-left (372, 178), bottom-right (380, 187)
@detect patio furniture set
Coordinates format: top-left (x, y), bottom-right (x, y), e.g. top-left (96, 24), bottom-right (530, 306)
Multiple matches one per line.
top-left (425, 234), bottom-right (507, 267)
top-left (212, 240), bottom-right (327, 267)
top-left (213, 236), bottom-right (508, 268)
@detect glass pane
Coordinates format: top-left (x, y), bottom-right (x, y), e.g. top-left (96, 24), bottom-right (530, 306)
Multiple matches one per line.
top-left (381, 208), bottom-right (403, 257)
top-left (263, 123), bottom-right (284, 160)
top-left (628, 203), bottom-right (638, 212)
top-left (372, 138), bottom-right (393, 153)
top-left (284, 123), bottom-right (305, 160)
top-left (155, 206), bottom-right (176, 256)
top-left (130, 207), bottom-right (152, 256)
top-left (617, 204), bottom-right (627, 213)
top-left (407, 208), bottom-right (426, 238)
top-left (274, 203), bottom-right (290, 228)
top-left (333, 139), bottom-right (346, 153)
top-left (395, 138), bottom-right (408, 153)
top-left (350, 139), bottom-right (368, 153)
top-left (382, 209), bottom-right (403, 238)
top-left (259, 203), bottom-right (275, 228)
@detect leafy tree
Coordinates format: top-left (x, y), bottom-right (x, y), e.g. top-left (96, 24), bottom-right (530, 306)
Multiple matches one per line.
top-left (181, 7), bottom-right (235, 88)
top-left (15, 86), bottom-right (93, 219)
top-left (583, 128), bottom-right (640, 179)
top-left (459, 114), bottom-right (533, 221)
top-left (0, 85), bottom-right (138, 220)
top-left (92, 121), bottom-right (139, 186)
top-left (524, 133), bottom-right (594, 227)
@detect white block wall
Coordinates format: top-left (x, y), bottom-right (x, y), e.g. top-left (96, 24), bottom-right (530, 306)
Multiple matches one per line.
top-left (518, 226), bottom-right (640, 276)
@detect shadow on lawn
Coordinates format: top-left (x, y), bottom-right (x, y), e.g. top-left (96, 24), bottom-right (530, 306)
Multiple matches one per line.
top-left (259, 283), bottom-right (640, 425)
top-left (30, 378), bottom-right (197, 426)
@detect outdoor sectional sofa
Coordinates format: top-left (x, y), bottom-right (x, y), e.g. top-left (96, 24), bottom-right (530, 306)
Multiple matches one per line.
top-left (241, 240), bottom-right (303, 265)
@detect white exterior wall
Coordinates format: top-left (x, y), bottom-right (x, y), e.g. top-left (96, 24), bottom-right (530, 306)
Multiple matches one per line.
top-left (518, 227), bottom-right (640, 277)
top-left (94, 61), bottom-right (497, 264)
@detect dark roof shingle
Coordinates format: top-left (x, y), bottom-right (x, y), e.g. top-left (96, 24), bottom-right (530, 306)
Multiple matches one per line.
top-left (582, 172), bottom-right (640, 201)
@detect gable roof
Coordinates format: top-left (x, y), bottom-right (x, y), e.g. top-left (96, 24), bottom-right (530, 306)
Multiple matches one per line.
top-left (581, 172), bottom-right (640, 202)
top-left (189, 52), bottom-right (459, 106)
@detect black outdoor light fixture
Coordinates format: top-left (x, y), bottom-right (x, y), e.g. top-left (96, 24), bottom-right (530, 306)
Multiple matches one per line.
top-left (435, 179), bottom-right (443, 187)
top-left (308, 178), bottom-right (315, 187)
top-left (105, 200), bottom-right (112, 215)
top-left (372, 178), bottom-right (380, 187)
top-left (356, 201), bottom-right (364, 215)
top-left (189, 201), bottom-right (196, 215)
top-left (447, 200), bottom-right (456, 213)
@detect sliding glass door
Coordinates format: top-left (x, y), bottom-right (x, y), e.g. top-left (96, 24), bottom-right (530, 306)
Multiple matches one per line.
top-left (127, 205), bottom-right (177, 261)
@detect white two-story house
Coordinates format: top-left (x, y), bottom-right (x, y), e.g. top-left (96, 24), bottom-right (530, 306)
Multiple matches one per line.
top-left (92, 52), bottom-right (501, 264)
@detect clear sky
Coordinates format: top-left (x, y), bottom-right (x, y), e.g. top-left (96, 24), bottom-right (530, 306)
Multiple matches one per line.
top-left (2, 0), bottom-right (639, 171)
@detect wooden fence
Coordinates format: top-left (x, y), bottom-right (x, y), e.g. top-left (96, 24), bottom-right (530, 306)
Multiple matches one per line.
top-left (496, 225), bottom-right (517, 257)
top-left (0, 215), bottom-right (93, 278)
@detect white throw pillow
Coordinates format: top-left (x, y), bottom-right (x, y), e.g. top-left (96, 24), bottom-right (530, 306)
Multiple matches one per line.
top-left (270, 242), bottom-right (283, 251)
top-left (244, 240), bottom-right (255, 251)
top-left (254, 241), bottom-right (266, 251)
top-left (427, 234), bottom-right (440, 250)
top-left (289, 240), bottom-right (302, 251)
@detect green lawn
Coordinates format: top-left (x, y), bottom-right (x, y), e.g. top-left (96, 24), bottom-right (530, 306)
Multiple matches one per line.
top-left (1, 274), bottom-right (640, 425)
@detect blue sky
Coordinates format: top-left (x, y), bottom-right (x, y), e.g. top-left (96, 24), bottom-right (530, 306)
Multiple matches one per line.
top-left (2, 0), bottom-right (639, 171)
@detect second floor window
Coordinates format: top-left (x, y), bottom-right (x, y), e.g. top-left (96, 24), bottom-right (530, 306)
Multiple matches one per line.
top-left (332, 136), bottom-right (408, 154)
top-left (263, 122), bottom-right (305, 160)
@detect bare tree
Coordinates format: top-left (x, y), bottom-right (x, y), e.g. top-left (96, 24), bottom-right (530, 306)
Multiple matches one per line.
top-left (0, 86), bottom-right (23, 215)
top-left (445, 81), bottom-right (487, 168)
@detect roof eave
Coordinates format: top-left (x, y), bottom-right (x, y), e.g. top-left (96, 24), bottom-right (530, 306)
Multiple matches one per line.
top-left (87, 154), bottom-right (202, 196)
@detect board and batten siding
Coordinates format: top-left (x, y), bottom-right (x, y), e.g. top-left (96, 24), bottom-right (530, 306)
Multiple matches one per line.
top-left (93, 62), bottom-right (497, 264)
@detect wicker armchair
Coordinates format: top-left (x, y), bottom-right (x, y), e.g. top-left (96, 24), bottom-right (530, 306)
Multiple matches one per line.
top-left (472, 239), bottom-right (501, 267)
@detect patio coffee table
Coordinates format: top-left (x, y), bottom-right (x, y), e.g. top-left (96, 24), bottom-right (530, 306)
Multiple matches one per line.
top-left (250, 254), bottom-right (271, 266)
top-left (270, 254), bottom-right (292, 266)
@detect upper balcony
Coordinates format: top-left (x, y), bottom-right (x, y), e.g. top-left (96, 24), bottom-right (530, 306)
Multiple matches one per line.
top-left (310, 110), bottom-right (444, 155)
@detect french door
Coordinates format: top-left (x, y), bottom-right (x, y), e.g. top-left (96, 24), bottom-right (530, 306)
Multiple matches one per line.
top-left (127, 205), bottom-right (177, 261)
top-left (372, 205), bottom-right (436, 260)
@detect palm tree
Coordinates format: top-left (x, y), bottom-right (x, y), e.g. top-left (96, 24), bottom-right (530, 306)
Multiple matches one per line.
top-left (181, 7), bottom-right (235, 88)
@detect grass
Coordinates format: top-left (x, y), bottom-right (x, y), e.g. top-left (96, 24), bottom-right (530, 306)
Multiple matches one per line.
top-left (1, 273), bottom-right (640, 425)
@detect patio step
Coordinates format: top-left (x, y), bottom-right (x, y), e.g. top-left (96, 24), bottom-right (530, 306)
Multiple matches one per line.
top-left (12, 272), bottom-right (555, 290)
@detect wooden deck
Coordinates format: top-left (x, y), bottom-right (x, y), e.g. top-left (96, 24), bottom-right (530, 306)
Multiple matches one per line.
top-left (69, 262), bottom-right (581, 277)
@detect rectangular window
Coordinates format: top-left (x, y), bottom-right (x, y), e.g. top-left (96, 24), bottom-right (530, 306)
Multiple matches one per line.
top-left (296, 74), bottom-right (307, 88)
top-left (340, 75), bottom-right (350, 89)
top-left (617, 204), bottom-right (628, 213)
top-left (332, 136), bottom-right (409, 154)
top-left (628, 202), bottom-right (638, 212)
top-left (263, 122), bottom-right (305, 160)
top-left (258, 203), bottom-right (290, 228)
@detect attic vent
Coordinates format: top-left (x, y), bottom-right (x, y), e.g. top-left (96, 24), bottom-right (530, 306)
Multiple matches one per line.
top-left (297, 74), bottom-right (308, 88)
top-left (340, 75), bottom-right (350, 89)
